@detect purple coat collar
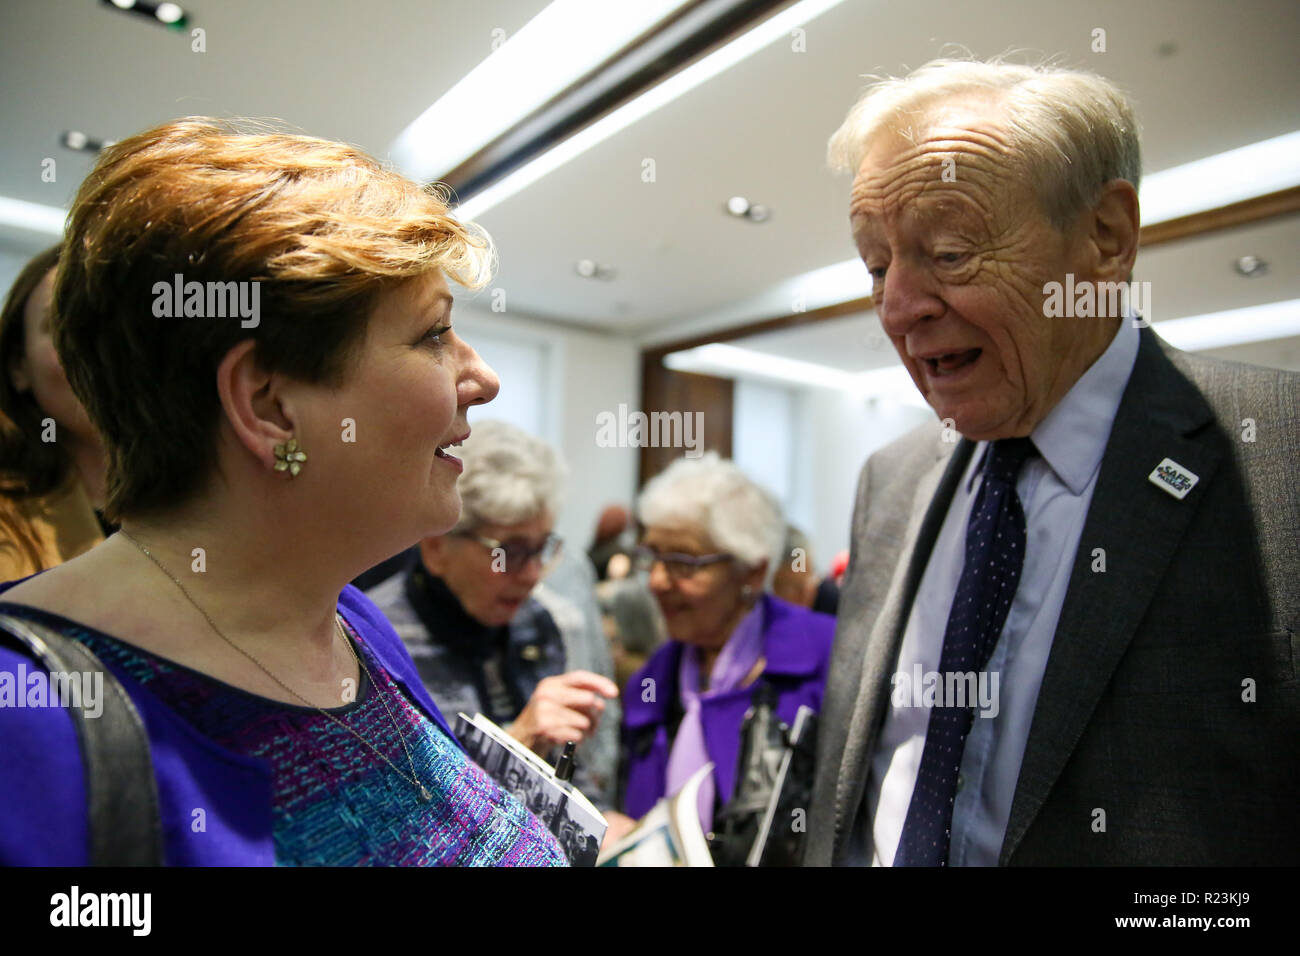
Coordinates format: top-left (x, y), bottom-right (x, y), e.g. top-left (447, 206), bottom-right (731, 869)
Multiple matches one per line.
top-left (623, 594), bottom-right (826, 729)
top-left (618, 594), bottom-right (835, 818)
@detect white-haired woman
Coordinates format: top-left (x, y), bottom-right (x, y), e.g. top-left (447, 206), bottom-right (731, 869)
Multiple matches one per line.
top-left (618, 453), bottom-right (835, 850)
top-left (365, 421), bottom-right (618, 811)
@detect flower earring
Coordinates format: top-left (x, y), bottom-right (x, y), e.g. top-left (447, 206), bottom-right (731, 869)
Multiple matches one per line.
top-left (273, 438), bottom-right (307, 477)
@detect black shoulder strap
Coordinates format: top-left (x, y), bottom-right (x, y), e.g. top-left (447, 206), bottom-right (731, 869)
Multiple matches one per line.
top-left (0, 612), bottom-right (164, 866)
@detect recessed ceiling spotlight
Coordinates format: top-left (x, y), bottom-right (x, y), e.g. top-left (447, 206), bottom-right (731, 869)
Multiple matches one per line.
top-left (155, 2), bottom-right (184, 24)
top-left (724, 196), bottom-right (771, 223)
top-left (100, 0), bottom-right (189, 29)
top-left (1235, 255), bottom-right (1269, 278)
top-left (60, 130), bottom-right (114, 153)
top-left (575, 259), bottom-right (616, 280)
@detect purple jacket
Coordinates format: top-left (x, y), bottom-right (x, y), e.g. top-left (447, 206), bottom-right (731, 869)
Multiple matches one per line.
top-left (0, 579), bottom-right (459, 866)
top-left (620, 594), bottom-right (835, 820)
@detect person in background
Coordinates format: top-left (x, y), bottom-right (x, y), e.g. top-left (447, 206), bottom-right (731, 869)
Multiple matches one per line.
top-left (588, 503), bottom-right (633, 580)
top-left (619, 453), bottom-right (835, 843)
top-left (770, 524), bottom-right (818, 608)
top-left (532, 518), bottom-right (622, 814)
top-left (0, 245), bottom-right (111, 580)
top-left (0, 117), bottom-right (565, 866)
top-left (597, 575), bottom-right (667, 689)
top-left (365, 420), bottom-right (621, 814)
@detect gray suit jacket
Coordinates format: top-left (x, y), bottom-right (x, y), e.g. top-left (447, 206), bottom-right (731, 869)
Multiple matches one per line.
top-left (806, 327), bottom-right (1300, 865)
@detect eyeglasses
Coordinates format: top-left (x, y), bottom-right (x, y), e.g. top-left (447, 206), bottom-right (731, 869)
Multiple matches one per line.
top-left (631, 545), bottom-right (733, 581)
top-left (458, 531), bottom-right (563, 572)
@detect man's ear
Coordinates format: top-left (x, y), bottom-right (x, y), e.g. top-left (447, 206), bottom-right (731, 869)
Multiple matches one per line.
top-left (214, 339), bottom-right (294, 471)
top-left (1088, 179), bottom-right (1141, 284)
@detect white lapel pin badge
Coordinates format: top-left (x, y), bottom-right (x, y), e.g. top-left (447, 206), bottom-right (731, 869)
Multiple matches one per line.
top-left (1148, 457), bottom-right (1199, 500)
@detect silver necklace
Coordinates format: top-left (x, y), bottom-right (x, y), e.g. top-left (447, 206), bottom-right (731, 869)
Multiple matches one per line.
top-left (118, 529), bottom-right (432, 802)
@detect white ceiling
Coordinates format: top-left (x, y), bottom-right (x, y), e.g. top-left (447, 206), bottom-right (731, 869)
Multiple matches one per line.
top-left (2, 0), bottom-right (1298, 358)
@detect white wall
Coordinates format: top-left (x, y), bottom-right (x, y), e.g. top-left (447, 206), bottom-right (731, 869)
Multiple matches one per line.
top-left (733, 379), bottom-right (795, 509)
top-left (733, 379), bottom-right (932, 576)
top-left (455, 305), bottom-right (640, 556)
top-left (794, 388), bottom-right (932, 573)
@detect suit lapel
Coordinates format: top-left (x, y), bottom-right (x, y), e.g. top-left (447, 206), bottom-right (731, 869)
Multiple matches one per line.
top-left (999, 329), bottom-right (1223, 863)
top-left (835, 438), bottom-right (975, 851)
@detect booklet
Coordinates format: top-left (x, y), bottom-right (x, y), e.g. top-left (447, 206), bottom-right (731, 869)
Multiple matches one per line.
top-left (596, 763), bottom-right (716, 867)
top-left (454, 712), bottom-right (607, 866)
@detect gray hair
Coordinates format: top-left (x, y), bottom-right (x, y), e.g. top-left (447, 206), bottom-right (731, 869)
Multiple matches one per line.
top-left (453, 420), bottom-right (565, 532)
top-left (828, 56), bottom-right (1142, 230)
top-left (637, 452), bottom-right (784, 582)
top-left (597, 578), bottom-right (666, 656)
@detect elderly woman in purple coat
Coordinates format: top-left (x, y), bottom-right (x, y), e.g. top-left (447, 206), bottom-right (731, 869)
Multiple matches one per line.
top-left (616, 453), bottom-right (835, 852)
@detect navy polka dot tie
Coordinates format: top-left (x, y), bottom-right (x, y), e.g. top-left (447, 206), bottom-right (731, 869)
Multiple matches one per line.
top-left (893, 437), bottom-right (1037, 866)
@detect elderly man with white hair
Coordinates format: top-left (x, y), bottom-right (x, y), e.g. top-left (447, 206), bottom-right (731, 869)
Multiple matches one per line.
top-left (366, 420), bottom-right (619, 813)
top-left (619, 453), bottom-right (835, 860)
top-left (806, 58), bottom-right (1299, 866)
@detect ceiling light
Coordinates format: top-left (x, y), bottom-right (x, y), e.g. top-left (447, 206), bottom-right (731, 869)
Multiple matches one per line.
top-left (1140, 130), bottom-right (1300, 225)
top-left (664, 299), bottom-right (1300, 404)
top-left (452, 0), bottom-right (850, 220)
top-left (100, 0), bottom-right (188, 28)
top-left (664, 342), bottom-right (928, 406)
top-left (392, 0), bottom-right (694, 184)
top-left (1234, 255), bottom-right (1269, 278)
top-left (1152, 299), bottom-right (1300, 351)
top-left (0, 197), bottom-right (67, 235)
top-left (666, 343), bottom-right (860, 389)
top-left (575, 259), bottom-right (615, 280)
top-left (725, 196), bottom-right (770, 222)
top-left (59, 130), bottom-right (116, 153)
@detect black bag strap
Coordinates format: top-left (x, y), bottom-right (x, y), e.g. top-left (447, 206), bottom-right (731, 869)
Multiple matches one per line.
top-left (0, 612), bottom-right (164, 866)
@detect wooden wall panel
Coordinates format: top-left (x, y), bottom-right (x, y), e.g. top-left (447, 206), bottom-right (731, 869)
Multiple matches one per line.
top-left (637, 352), bottom-right (733, 487)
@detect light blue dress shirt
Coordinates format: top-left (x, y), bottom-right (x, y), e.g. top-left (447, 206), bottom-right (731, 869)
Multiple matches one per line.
top-left (865, 316), bottom-right (1140, 866)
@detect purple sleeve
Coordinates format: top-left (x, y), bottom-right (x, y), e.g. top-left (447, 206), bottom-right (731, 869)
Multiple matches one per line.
top-left (0, 644), bottom-right (90, 865)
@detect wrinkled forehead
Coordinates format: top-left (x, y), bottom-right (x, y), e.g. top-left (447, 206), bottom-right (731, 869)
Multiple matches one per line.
top-left (848, 96), bottom-right (1023, 230)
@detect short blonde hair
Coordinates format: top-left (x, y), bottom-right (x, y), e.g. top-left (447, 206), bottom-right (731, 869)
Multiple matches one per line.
top-left (828, 56), bottom-right (1142, 229)
top-left (55, 116), bottom-right (493, 520)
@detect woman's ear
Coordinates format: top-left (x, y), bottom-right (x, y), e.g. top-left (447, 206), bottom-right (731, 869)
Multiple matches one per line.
top-left (8, 355), bottom-right (30, 393)
top-left (214, 339), bottom-right (294, 471)
top-left (742, 559), bottom-right (768, 598)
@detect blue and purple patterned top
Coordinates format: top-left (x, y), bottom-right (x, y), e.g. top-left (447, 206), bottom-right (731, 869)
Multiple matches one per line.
top-left (0, 583), bottom-right (567, 867)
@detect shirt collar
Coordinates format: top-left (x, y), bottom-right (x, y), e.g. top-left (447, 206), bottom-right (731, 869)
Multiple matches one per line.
top-left (968, 314), bottom-right (1140, 496)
